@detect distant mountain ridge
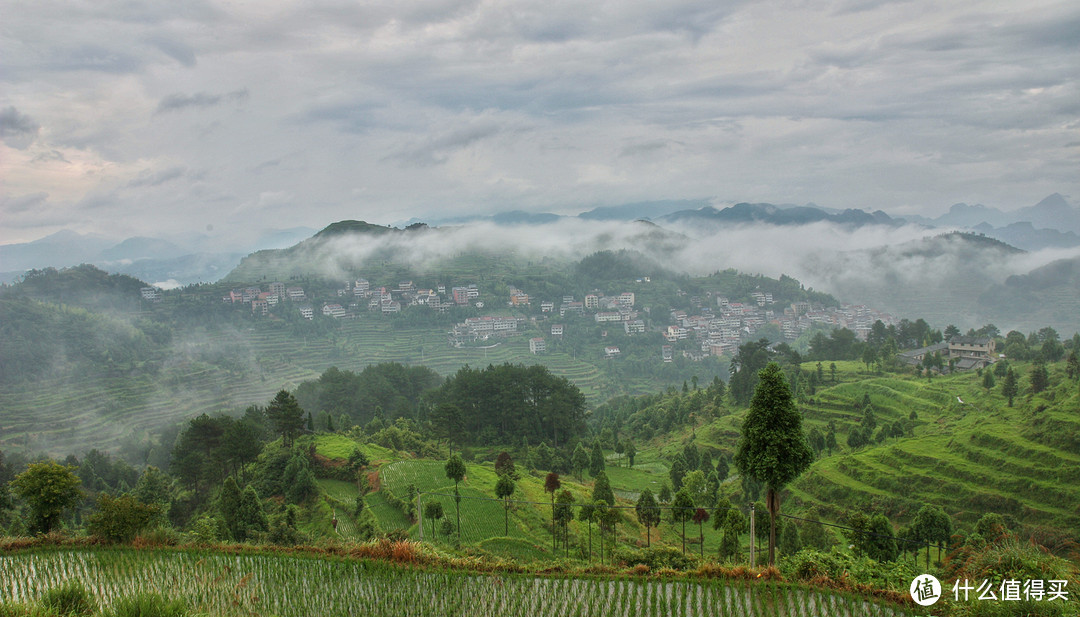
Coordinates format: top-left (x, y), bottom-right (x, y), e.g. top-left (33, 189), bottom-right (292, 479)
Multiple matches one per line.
top-left (657, 202), bottom-right (903, 228)
top-left (0, 226), bottom-right (316, 286)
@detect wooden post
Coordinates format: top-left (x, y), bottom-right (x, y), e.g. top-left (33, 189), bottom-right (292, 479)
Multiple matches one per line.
top-left (749, 503), bottom-right (756, 569)
top-left (417, 493), bottom-right (423, 541)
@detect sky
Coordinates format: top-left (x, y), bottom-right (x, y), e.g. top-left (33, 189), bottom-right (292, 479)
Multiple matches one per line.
top-left (2, 0), bottom-right (1078, 246)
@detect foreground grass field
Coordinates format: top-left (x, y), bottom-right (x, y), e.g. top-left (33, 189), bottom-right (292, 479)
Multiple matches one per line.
top-left (0, 548), bottom-right (918, 617)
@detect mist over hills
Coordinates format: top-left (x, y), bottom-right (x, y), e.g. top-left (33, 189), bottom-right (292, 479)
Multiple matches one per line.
top-left (3, 193), bottom-right (1078, 333)
top-left (0, 226), bottom-right (316, 287)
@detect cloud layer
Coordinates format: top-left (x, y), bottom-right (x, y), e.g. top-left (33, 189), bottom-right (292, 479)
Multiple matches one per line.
top-left (2, 0), bottom-right (1078, 244)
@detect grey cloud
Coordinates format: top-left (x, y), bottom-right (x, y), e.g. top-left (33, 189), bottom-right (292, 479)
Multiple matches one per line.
top-left (155, 89), bottom-right (249, 114)
top-left (387, 122), bottom-right (509, 167)
top-left (148, 36), bottom-right (197, 67)
top-left (2, 192), bottom-right (50, 214)
top-left (0, 107), bottom-right (41, 149)
top-left (127, 166), bottom-right (189, 188)
top-left (32, 150), bottom-right (71, 164)
top-left (47, 45), bottom-right (144, 74)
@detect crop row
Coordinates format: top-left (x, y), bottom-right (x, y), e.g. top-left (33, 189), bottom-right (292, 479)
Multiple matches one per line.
top-left (0, 549), bottom-right (913, 617)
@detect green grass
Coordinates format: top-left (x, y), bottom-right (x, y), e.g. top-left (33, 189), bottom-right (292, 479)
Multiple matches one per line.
top-left (366, 491), bottom-right (412, 532)
top-left (1, 547), bottom-right (921, 617)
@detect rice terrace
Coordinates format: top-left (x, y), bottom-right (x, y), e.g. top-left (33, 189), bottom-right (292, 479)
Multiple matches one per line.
top-left (0, 546), bottom-right (914, 617)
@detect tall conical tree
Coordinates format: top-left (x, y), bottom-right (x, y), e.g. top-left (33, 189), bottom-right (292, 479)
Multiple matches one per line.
top-left (733, 362), bottom-right (813, 566)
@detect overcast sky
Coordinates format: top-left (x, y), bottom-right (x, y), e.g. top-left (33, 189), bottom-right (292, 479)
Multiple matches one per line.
top-left (2, 0), bottom-right (1078, 246)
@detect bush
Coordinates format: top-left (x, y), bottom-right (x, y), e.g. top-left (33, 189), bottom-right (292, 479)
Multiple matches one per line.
top-left (100, 593), bottom-right (188, 617)
top-left (781, 547), bottom-right (917, 592)
top-left (87, 494), bottom-right (161, 543)
top-left (38, 581), bottom-right (96, 616)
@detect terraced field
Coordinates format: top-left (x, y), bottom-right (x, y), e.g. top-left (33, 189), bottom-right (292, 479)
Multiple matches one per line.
top-left (789, 363), bottom-right (1080, 536)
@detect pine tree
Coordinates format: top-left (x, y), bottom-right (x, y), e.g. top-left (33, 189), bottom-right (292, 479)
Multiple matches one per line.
top-left (1030, 361), bottom-right (1050, 394)
top-left (1002, 368), bottom-right (1019, 407)
top-left (220, 476), bottom-right (243, 541)
top-left (571, 443), bottom-right (589, 479)
top-left (591, 470), bottom-right (614, 506)
top-left (265, 390), bottom-right (305, 448)
top-left (589, 440), bottom-right (606, 476)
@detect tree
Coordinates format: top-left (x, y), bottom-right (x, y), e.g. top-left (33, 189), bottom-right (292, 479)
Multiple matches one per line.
top-left (284, 456), bottom-right (317, 504)
top-left (669, 453), bottom-right (688, 490)
top-left (571, 443), bottom-right (589, 479)
top-left (495, 474), bottom-right (515, 536)
top-left (445, 454), bottom-right (466, 544)
top-left (779, 520), bottom-right (801, 556)
top-left (658, 483), bottom-right (672, 504)
top-left (682, 470), bottom-right (708, 507)
top-left (682, 443), bottom-right (700, 472)
top-left (220, 476), bottom-right (244, 541)
top-left (11, 462), bottom-right (82, 534)
top-left (715, 455), bottom-right (729, 482)
top-left (494, 451), bottom-right (517, 479)
top-left (554, 489), bottom-right (574, 556)
top-left (429, 403), bottom-right (463, 455)
top-left (733, 363), bottom-right (813, 566)
top-left (589, 440), bottom-right (606, 476)
top-left (693, 508), bottom-right (710, 557)
top-left (265, 390), bottom-right (305, 449)
top-left (423, 501), bottom-right (444, 540)
top-left (635, 488), bottom-right (661, 548)
top-left (544, 472), bottom-right (561, 551)
top-left (87, 494), bottom-right (160, 543)
top-left (671, 488), bottom-right (695, 554)
top-left (713, 496), bottom-right (745, 561)
top-left (238, 485), bottom-right (268, 540)
top-left (624, 440), bottom-right (637, 468)
top-left (577, 500), bottom-right (598, 560)
top-left (1067, 351), bottom-right (1080, 381)
top-left (911, 504), bottom-right (952, 567)
top-left (591, 470), bottom-right (615, 506)
top-left (1030, 361), bottom-right (1050, 394)
top-left (825, 428), bottom-right (837, 455)
top-left (1002, 368), bottom-right (1019, 407)
top-left (982, 369), bottom-right (995, 390)
top-left (808, 428), bottom-right (825, 457)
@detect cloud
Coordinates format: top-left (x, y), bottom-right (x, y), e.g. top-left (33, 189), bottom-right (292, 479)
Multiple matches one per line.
top-left (0, 107), bottom-right (41, 149)
top-left (386, 121), bottom-right (512, 167)
top-left (155, 89), bottom-right (249, 114)
top-left (148, 36), bottom-right (197, 67)
top-left (126, 166), bottom-right (189, 188)
top-left (2, 192), bottom-right (50, 213)
top-left (1, 0), bottom-right (1077, 247)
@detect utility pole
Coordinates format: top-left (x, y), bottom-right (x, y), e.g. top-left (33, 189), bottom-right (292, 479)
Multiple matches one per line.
top-left (749, 503), bottom-right (756, 569)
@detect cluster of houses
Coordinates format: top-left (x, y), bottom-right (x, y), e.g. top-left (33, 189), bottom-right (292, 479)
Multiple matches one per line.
top-left (339, 279), bottom-right (481, 316)
top-left (448, 315), bottom-right (525, 347)
top-left (663, 291), bottom-right (899, 362)
top-left (221, 282), bottom-right (306, 317)
top-left (899, 336), bottom-right (998, 371)
top-left (217, 277), bottom-right (483, 321)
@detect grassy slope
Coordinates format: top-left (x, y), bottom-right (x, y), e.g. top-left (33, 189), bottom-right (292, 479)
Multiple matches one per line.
top-left (788, 362), bottom-right (1080, 536)
top-left (305, 361), bottom-right (1079, 561)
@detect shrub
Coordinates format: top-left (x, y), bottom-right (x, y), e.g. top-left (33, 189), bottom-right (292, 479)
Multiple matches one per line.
top-left (87, 495), bottom-right (161, 543)
top-left (38, 581), bottom-right (96, 616)
top-left (100, 593), bottom-right (188, 617)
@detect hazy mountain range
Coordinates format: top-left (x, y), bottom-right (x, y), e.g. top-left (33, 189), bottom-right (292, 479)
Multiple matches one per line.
top-left (2, 194), bottom-right (1077, 296)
